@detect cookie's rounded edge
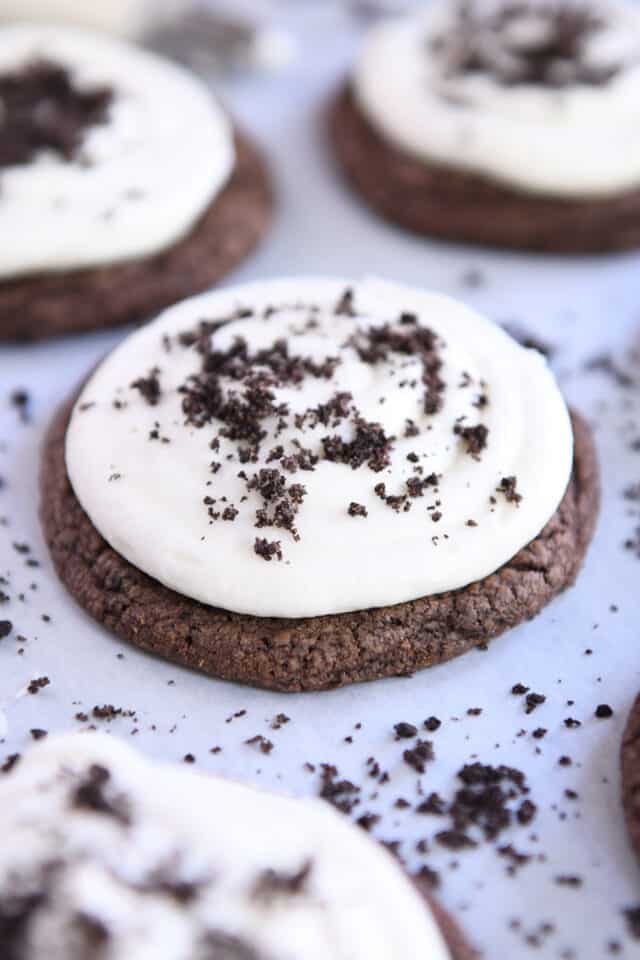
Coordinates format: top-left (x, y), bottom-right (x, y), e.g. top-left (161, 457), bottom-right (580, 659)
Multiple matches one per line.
top-left (0, 128), bottom-right (273, 341)
top-left (421, 887), bottom-right (479, 960)
top-left (329, 82), bottom-right (640, 254)
top-left (40, 392), bottom-right (599, 693)
top-left (621, 694), bottom-right (640, 864)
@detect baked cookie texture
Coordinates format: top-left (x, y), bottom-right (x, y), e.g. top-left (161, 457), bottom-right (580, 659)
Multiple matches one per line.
top-left (41, 397), bottom-right (599, 693)
top-left (330, 84), bottom-right (640, 254)
top-left (0, 130), bottom-right (272, 341)
top-left (621, 694), bottom-right (640, 863)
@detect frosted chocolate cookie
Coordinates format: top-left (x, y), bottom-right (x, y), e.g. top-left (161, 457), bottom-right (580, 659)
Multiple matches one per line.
top-left (622, 694), bottom-right (640, 862)
top-left (330, 0), bottom-right (640, 252)
top-left (42, 277), bottom-right (599, 691)
top-left (0, 733), bottom-right (476, 960)
top-left (0, 25), bottom-right (271, 340)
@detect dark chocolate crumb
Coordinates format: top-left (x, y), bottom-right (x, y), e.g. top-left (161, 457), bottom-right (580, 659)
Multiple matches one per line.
top-left (454, 422), bottom-right (489, 456)
top-left (497, 476), bottom-right (523, 505)
top-left (394, 722), bottom-right (418, 740)
top-left (555, 875), bottom-right (583, 888)
top-left (525, 692), bottom-right (546, 714)
top-left (254, 537), bottom-right (282, 562)
top-left (424, 717), bottom-right (442, 732)
top-left (1, 753), bottom-right (20, 773)
top-left (595, 704), bottom-right (613, 719)
top-left (245, 735), bottom-right (274, 755)
top-left (403, 739), bottom-right (435, 774)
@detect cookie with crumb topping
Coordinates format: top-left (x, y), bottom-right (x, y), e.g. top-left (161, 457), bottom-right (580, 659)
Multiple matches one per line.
top-left (0, 733), bottom-right (477, 959)
top-left (0, 25), bottom-right (271, 340)
top-left (40, 277), bottom-right (600, 692)
top-left (330, 1), bottom-right (640, 252)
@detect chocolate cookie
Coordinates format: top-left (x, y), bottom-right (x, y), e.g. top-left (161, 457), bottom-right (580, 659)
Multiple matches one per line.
top-left (329, 84), bottom-right (640, 254)
top-left (0, 130), bottom-right (272, 341)
top-left (0, 732), bottom-right (475, 960)
top-left (621, 694), bottom-right (640, 862)
top-left (41, 394), bottom-right (599, 692)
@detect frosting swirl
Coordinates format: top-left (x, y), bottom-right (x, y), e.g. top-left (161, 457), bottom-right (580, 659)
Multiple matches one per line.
top-left (0, 25), bottom-right (233, 279)
top-left (353, 0), bottom-right (640, 197)
top-left (66, 277), bottom-right (573, 619)
top-left (0, 734), bottom-right (451, 960)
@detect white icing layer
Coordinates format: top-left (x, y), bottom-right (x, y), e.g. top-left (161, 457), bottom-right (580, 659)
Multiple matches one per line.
top-left (0, 25), bottom-right (234, 278)
top-left (0, 734), bottom-right (451, 960)
top-left (0, 0), bottom-right (189, 37)
top-left (353, 0), bottom-right (640, 197)
top-left (66, 277), bottom-right (573, 619)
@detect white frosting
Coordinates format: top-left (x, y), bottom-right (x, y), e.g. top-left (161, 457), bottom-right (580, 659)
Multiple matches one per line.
top-left (353, 0), bottom-right (640, 197)
top-left (0, 1), bottom-right (189, 37)
top-left (66, 277), bottom-right (573, 619)
top-left (0, 734), bottom-right (451, 960)
top-left (0, 25), bottom-right (234, 279)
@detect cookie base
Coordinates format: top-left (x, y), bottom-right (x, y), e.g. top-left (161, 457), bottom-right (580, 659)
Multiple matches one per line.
top-left (0, 129), bottom-right (272, 340)
top-left (329, 83), bottom-right (640, 254)
top-left (41, 396), bottom-right (599, 692)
